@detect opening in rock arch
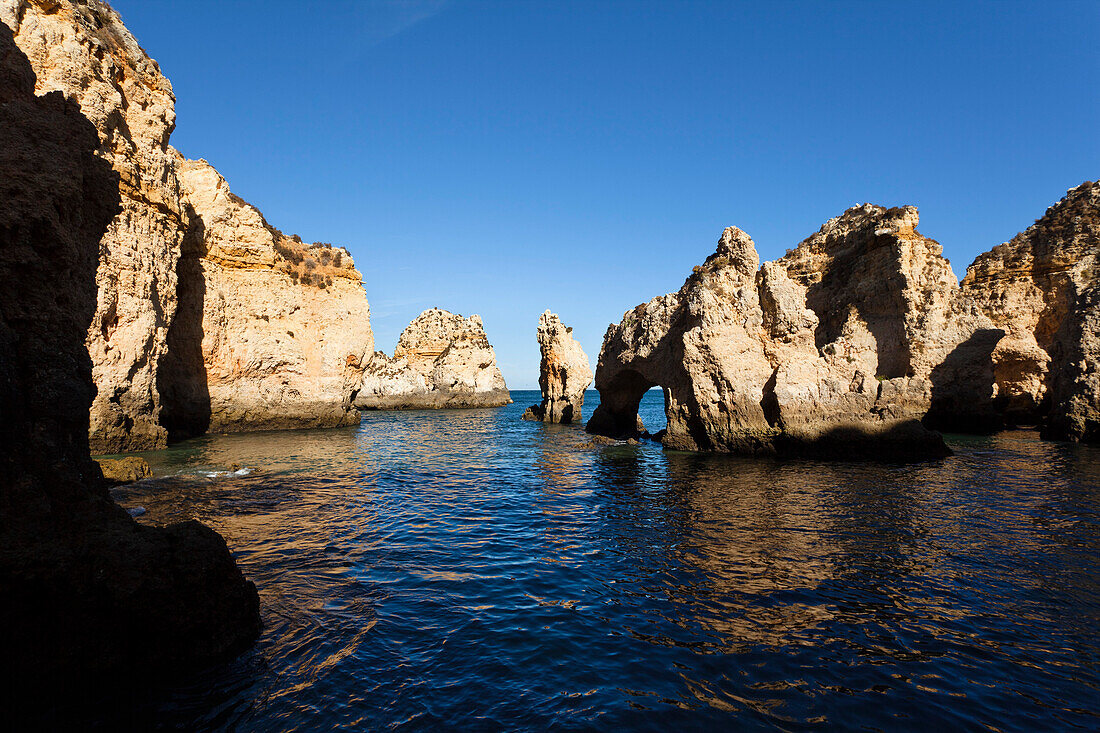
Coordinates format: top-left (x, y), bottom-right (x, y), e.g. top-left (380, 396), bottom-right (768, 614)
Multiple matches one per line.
top-left (587, 368), bottom-right (672, 441)
top-left (637, 387), bottom-right (669, 436)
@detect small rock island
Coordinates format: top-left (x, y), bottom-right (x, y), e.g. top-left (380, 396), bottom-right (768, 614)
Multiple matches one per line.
top-left (356, 308), bottom-right (511, 409)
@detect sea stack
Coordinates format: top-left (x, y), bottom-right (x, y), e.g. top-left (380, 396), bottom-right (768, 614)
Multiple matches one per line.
top-left (0, 16), bottom-right (260, 683)
top-left (523, 311), bottom-right (592, 423)
top-left (357, 308), bottom-right (511, 409)
top-left (3, 0), bottom-right (374, 453)
top-left (587, 206), bottom-right (961, 460)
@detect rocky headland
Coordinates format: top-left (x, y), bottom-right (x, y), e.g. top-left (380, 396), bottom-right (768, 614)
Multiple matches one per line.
top-left (3, 0), bottom-right (373, 453)
top-left (522, 310), bottom-right (592, 423)
top-left (0, 16), bottom-right (259, 689)
top-left (587, 183), bottom-right (1099, 458)
top-left (357, 308), bottom-right (510, 409)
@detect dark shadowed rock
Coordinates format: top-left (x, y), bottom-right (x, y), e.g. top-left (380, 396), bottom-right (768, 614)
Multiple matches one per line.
top-left (0, 19), bottom-right (259, 696)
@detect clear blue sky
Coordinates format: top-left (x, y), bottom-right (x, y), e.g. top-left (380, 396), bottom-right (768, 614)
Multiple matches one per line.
top-left (112, 0), bottom-right (1098, 389)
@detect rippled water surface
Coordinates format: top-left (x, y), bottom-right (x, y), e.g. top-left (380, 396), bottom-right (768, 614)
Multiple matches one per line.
top-left (104, 390), bottom-right (1100, 730)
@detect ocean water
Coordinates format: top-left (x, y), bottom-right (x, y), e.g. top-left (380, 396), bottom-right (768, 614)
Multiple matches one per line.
top-left (100, 390), bottom-right (1100, 731)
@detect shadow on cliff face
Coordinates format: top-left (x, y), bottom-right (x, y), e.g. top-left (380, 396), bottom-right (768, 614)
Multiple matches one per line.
top-left (924, 328), bottom-right (1005, 434)
top-left (0, 23), bottom-right (258, 712)
top-left (158, 202), bottom-right (212, 441)
top-left (804, 226), bottom-right (911, 379)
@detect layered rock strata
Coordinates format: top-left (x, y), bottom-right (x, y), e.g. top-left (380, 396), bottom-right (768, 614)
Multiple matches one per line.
top-left (587, 208), bottom-right (962, 459)
top-left (523, 310), bottom-right (592, 423)
top-left (357, 308), bottom-right (510, 409)
top-left (3, 0), bottom-right (373, 452)
top-left (0, 20), bottom-right (259, 689)
top-left (158, 158), bottom-right (373, 440)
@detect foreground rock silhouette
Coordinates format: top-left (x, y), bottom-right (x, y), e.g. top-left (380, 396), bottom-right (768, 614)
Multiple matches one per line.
top-left (523, 311), bottom-right (592, 423)
top-left (0, 19), bottom-right (259, 692)
top-left (357, 308), bottom-right (511, 409)
top-left (588, 184), bottom-right (1099, 457)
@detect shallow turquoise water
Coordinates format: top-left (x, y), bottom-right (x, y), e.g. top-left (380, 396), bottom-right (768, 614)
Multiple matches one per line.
top-left (102, 390), bottom-right (1100, 730)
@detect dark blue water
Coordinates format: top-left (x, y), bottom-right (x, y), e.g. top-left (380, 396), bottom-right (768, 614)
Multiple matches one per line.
top-left (104, 390), bottom-right (1100, 731)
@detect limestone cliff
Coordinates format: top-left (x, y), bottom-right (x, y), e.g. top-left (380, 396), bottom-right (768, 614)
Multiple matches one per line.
top-left (959, 181), bottom-right (1100, 440)
top-left (357, 308), bottom-right (510, 409)
top-left (523, 311), bottom-right (592, 423)
top-left (3, 0), bottom-right (184, 452)
top-left (159, 157), bottom-right (373, 439)
top-left (0, 20), bottom-right (259, 688)
top-left (3, 0), bottom-right (374, 450)
top-left (587, 207), bottom-right (960, 459)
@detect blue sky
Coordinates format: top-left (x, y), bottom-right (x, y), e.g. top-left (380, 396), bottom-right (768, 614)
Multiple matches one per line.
top-left (113, 1), bottom-right (1098, 389)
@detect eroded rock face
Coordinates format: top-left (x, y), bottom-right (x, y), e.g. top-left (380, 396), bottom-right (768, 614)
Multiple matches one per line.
top-left (590, 185), bottom-right (1100, 454)
top-left (0, 20), bottom-right (259, 689)
top-left (587, 209), bottom-right (957, 459)
top-left (956, 182), bottom-right (1099, 441)
top-left (4, 0), bottom-right (185, 453)
top-left (158, 158), bottom-right (373, 439)
top-left (357, 308), bottom-right (510, 409)
top-left (522, 310), bottom-right (592, 423)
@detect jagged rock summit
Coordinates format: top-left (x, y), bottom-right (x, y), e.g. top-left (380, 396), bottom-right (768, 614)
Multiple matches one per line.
top-left (2, 0), bottom-right (374, 453)
top-left (357, 308), bottom-right (511, 409)
top-left (587, 207), bottom-right (956, 459)
top-left (523, 311), bottom-right (592, 423)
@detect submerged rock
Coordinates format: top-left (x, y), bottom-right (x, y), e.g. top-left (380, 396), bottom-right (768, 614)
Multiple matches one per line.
top-left (0, 17), bottom-right (259, 691)
top-left (357, 308), bottom-right (511, 409)
top-left (4, 0), bottom-right (373, 452)
top-left (95, 456), bottom-right (152, 485)
top-left (522, 311), bottom-right (592, 423)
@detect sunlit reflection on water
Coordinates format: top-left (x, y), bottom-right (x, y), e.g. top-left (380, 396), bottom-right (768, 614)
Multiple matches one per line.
top-left (100, 391), bottom-right (1100, 730)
